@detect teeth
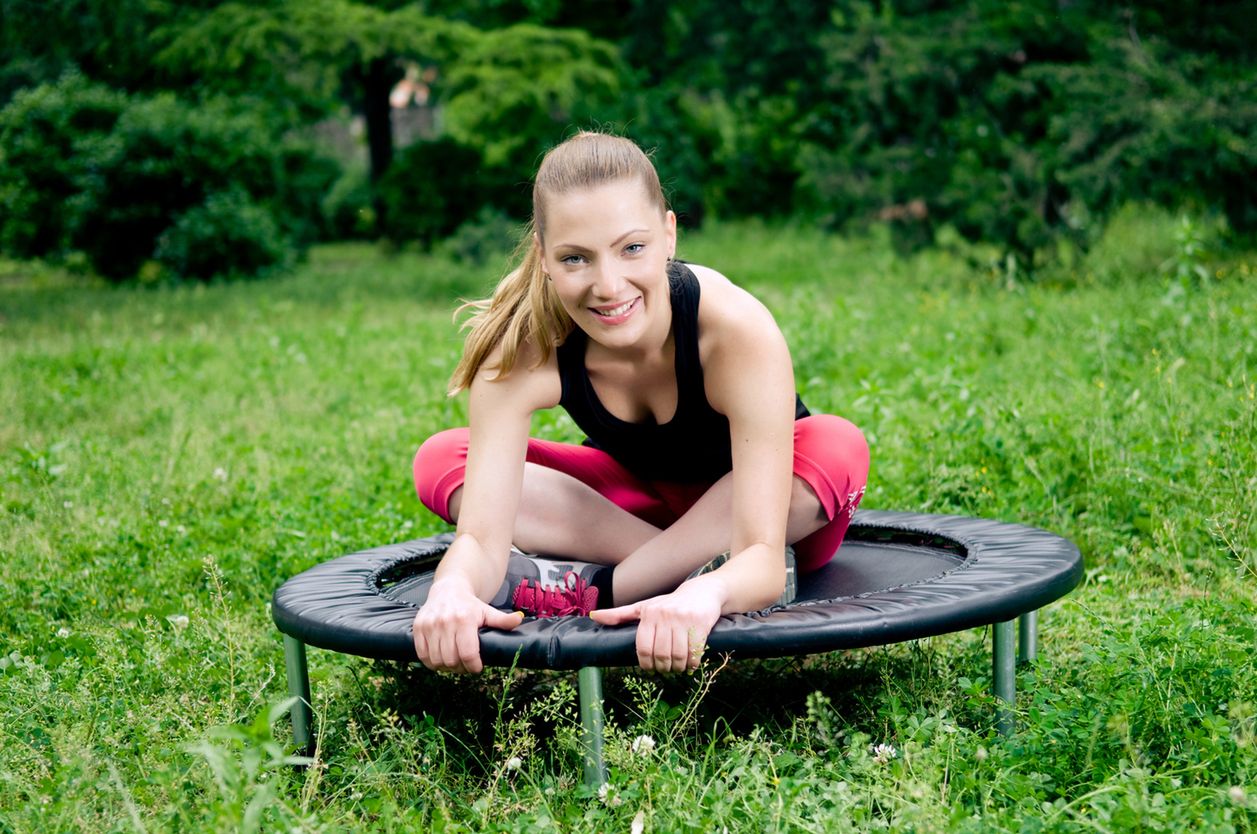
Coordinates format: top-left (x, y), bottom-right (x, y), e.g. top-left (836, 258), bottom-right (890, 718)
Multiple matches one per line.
top-left (594, 299), bottom-right (634, 317)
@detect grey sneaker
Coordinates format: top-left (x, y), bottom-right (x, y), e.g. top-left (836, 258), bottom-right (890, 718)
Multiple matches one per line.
top-left (686, 545), bottom-right (797, 607)
top-left (490, 548), bottom-right (606, 610)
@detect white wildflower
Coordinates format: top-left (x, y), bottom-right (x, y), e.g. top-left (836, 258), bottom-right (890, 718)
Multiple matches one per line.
top-left (631, 734), bottom-right (656, 756)
top-left (975, 746), bottom-right (988, 762)
top-left (631, 810), bottom-right (645, 834)
top-left (213, 467), bottom-right (228, 482)
top-left (166, 614), bottom-right (190, 630)
top-left (56, 627), bottom-right (71, 639)
top-left (157, 519), bottom-right (168, 528)
top-left (505, 756), bottom-right (522, 771)
top-left (871, 743), bottom-right (897, 765)
top-left (1229, 786), bottom-right (1247, 805)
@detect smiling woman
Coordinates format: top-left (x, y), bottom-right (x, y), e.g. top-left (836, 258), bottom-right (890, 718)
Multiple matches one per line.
top-left (410, 132), bottom-right (869, 675)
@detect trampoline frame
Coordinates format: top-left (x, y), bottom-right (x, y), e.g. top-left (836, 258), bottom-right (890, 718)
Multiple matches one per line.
top-left (272, 510), bottom-right (1080, 787)
top-left (280, 612), bottom-right (1038, 787)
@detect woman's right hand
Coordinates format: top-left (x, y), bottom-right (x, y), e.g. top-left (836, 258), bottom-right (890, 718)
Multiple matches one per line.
top-left (412, 577), bottom-right (525, 674)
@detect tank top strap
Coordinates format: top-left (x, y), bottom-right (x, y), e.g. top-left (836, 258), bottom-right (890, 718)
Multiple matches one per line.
top-left (667, 261), bottom-right (706, 413)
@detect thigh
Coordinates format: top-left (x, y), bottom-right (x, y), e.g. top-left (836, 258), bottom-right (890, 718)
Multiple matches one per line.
top-left (413, 428), bottom-right (676, 527)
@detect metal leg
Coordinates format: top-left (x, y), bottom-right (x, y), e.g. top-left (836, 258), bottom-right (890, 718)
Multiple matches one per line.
top-left (1018, 610), bottom-right (1039, 665)
top-left (283, 635), bottom-right (315, 755)
top-left (578, 666), bottom-right (607, 788)
top-left (992, 620), bottom-right (1016, 737)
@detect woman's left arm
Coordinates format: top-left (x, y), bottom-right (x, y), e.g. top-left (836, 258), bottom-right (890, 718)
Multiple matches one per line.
top-left (693, 283), bottom-right (797, 611)
top-left (591, 279), bottom-right (797, 669)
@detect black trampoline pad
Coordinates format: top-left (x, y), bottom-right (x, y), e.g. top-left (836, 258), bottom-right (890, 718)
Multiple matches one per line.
top-left (272, 510), bottom-right (1083, 670)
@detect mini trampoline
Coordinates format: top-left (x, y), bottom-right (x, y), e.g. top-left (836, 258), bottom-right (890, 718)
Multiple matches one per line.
top-left (272, 510), bottom-right (1082, 785)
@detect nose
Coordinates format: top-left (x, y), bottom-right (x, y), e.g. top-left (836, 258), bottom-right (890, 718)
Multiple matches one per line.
top-left (591, 261), bottom-right (625, 299)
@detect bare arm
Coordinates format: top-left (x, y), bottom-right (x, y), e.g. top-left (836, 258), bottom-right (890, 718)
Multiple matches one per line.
top-left (592, 274), bottom-right (798, 669)
top-left (691, 280), bottom-right (797, 612)
top-left (413, 347), bottom-right (560, 673)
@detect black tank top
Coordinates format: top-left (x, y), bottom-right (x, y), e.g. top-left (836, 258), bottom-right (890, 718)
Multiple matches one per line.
top-left (556, 261), bottom-right (809, 483)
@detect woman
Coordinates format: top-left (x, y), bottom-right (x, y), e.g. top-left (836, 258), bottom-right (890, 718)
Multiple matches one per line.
top-left (412, 132), bottom-right (868, 675)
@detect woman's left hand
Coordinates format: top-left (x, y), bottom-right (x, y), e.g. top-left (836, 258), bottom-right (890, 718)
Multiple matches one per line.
top-left (590, 580), bottom-right (723, 673)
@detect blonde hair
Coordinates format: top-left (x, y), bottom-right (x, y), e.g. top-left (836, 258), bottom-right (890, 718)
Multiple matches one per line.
top-left (448, 132), bottom-right (668, 394)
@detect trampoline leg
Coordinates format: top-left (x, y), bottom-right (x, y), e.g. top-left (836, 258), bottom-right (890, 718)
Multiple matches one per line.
top-left (992, 620), bottom-right (1016, 736)
top-left (1018, 610), bottom-right (1039, 665)
top-left (283, 635), bottom-right (315, 755)
top-left (578, 666), bottom-right (607, 789)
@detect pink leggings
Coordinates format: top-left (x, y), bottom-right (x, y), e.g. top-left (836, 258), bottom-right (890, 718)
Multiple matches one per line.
top-left (413, 414), bottom-right (869, 574)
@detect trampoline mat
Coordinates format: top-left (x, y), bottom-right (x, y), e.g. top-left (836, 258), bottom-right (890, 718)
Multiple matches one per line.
top-left (377, 540), bottom-right (967, 608)
top-left (272, 510), bottom-right (1082, 669)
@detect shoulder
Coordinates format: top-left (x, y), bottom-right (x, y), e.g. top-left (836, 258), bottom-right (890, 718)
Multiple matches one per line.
top-left (685, 262), bottom-right (787, 358)
top-left (469, 336), bottom-right (562, 415)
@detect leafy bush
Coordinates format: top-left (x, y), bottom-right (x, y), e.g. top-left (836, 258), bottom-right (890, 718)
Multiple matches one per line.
top-left (789, 2), bottom-right (1257, 263)
top-left (322, 165), bottom-right (375, 241)
top-left (0, 73), bottom-right (125, 259)
top-left (436, 206), bottom-right (520, 265)
top-left (0, 77), bottom-right (340, 281)
top-left (155, 189), bottom-right (291, 281)
top-left (377, 136), bottom-right (486, 246)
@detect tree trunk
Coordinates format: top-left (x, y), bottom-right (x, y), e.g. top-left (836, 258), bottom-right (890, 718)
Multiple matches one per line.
top-left (362, 56), bottom-right (395, 234)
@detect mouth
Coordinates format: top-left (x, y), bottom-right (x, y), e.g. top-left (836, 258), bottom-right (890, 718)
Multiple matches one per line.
top-left (589, 297), bottom-right (640, 321)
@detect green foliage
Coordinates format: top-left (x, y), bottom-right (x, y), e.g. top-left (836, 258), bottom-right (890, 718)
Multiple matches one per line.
top-left (0, 76), bottom-right (338, 281)
top-left (156, 0), bottom-right (476, 121)
top-left (0, 73), bottom-right (125, 259)
top-left (377, 136), bottom-right (487, 245)
top-left (441, 23), bottom-right (623, 214)
top-left (154, 189), bottom-right (293, 282)
top-left (322, 165), bottom-right (376, 240)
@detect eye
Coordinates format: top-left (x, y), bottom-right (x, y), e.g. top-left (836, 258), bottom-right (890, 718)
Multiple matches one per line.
top-left (624, 243), bottom-right (645, 255)
top-left (559, 254), bottom-right (586, 265)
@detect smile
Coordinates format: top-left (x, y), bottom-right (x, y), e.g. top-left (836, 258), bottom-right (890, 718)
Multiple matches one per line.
top-left (590, 298), bottom-right (639, 319)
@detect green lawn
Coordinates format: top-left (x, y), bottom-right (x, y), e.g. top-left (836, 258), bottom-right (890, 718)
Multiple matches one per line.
top-left (1, 209), bottom-right (1254, 832)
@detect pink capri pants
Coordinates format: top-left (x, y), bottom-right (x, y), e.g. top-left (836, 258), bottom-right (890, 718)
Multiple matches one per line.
top-left (413, 414), bottom-right (869, 574)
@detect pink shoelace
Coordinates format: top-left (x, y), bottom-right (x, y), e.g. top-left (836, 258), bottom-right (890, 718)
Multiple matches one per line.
top-left (510, 571), bottom-right (599, 618)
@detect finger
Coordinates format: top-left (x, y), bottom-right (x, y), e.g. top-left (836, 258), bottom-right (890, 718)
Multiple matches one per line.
top-left (590, 603), bottom-right (642, 626)
top-left (687, 625), bottom-right (707, 672)
top-left (413, 621), bottom-right (433, 669)
top-left (437, 631), bottom-right (463, 673)
top-left (635, 619), bottom-right (656, 671)
top-left (456, 624), bottom-right (483, 675)
top-left (654, 625), bottom-right (675, 675)
top-left (670, 626), bottom-right (689, 673)
top-left (483, 607), bottom-right (526, 631)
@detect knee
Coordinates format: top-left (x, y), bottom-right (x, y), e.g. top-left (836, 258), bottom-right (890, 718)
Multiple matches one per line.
top-left (796, 414), bottom-right (869, 483)
top-left (413, 428), bottom-right (470, 519)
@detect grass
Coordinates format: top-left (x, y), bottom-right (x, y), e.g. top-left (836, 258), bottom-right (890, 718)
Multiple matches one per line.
top-left (1, 205), bottom-right (1254, 832)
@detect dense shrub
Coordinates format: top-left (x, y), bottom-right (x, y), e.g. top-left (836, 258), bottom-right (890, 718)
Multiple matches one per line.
top-left (0, 76), bottom-right (340, 281)
top-left (0, 73), bottom-right (125, 259)
top-left (377, 136), bottom-right (487, 246)
top-left (154, 189), bottom-right (291, 281)
top-left (322, 166), bottom-right (375, 241)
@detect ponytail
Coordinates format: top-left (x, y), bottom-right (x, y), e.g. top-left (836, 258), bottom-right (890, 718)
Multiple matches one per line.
top-left (447, 222), bottom-right (573, 394)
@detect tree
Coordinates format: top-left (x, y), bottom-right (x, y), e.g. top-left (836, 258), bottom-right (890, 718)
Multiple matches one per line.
top-left (158, 0), bottom-right (475, 224)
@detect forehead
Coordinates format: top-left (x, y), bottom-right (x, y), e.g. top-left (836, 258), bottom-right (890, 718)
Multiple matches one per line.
top-left (541, 180), bottom-right (660, 246)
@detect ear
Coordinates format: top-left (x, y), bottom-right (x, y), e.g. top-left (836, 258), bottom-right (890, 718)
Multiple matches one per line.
top-left (664, 210), bottom-right (677, 259)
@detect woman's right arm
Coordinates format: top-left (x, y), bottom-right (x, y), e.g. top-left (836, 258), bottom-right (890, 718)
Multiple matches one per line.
top-left (413, 348), bottom-right (560, 674)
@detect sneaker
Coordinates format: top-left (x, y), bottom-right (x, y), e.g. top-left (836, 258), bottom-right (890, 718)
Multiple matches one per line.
top-left (511, 570), bottom-right (599, 618)
top-left (494, 549), bottom-right (603, 617)
top-left (687, 545), bottom-right (797, 607)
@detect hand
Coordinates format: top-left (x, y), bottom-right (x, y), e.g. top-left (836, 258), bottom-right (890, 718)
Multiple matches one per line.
top-left (590, 580), bottom-right (723, 674)
top-left (412, 579), bottom-right (524, 674)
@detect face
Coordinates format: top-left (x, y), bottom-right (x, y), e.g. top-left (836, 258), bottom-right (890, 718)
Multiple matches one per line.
top-left (538, 179), bottom-right (676, 352)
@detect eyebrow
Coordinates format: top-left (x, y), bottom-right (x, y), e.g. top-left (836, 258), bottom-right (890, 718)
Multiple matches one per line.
top-left (554, 229), bottom-right (650, 251)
